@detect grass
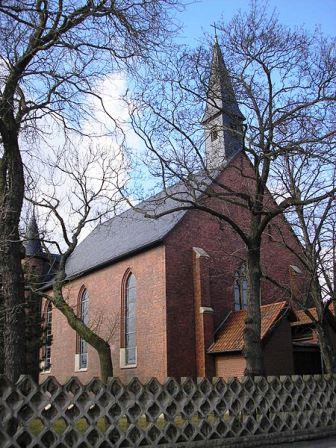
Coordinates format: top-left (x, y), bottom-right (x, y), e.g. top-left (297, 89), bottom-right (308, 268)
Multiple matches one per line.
top-left (28, 413), bottom-right (218, 436)
top-left (29, 417), bottom-right (106, 436)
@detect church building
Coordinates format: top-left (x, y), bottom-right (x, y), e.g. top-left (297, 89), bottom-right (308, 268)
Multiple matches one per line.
top-left (24, 40), bottom-right (336, 383)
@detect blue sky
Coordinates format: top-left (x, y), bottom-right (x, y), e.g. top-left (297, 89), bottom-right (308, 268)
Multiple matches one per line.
top-left (177, 0), bottom-right (336, 45)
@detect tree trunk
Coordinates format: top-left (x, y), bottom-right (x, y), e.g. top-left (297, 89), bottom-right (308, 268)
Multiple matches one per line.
top-left (315, 319), bottom-right (336, 373)
top-left (98, 342), bottom-right (114, 383)
top-left (0, 132), bottom-right (27, 382)
top-left (244, 243), bottom-right (265, 376)
top-left (53, 282), bottom-right (113, 382)
top-left (310, 279), bottom-right (336, 373)
top-left (0, 277), bottom-right (4, 374)
top-left (25, 289), bottom-right (43, 383)
top-left (318, 331), bottom-right (335, 373)
top-left (333, 228), bottom-right (336, 317)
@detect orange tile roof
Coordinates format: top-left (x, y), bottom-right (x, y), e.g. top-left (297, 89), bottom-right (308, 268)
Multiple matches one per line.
top-left (291, 304), bottom-right (335, 327)
top-left (208, 301), bottom-right (288, 354)
top-left (291, 308), bottom-right (318, 326)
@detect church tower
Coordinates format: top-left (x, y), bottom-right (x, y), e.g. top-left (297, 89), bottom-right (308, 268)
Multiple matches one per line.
top-left (25, 213), bottom-right (44, 259)
top-left (23, 214), bottom-right (45, 383)
top-left (201, 38), bottom-right (245, 169)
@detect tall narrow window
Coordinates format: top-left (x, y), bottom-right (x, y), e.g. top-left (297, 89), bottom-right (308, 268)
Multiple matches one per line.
top-left (43, 302), bottom-right (52, 371)
top-left (79, 289), bottom-right (89, 369)
top-left (234, 264), bottom-right (249, 311)
top-left (125, 274), bottom-right (136, 365)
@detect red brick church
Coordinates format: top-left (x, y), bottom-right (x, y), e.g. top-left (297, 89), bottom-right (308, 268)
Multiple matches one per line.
top-left (24, 41), bottom-right (336, 383)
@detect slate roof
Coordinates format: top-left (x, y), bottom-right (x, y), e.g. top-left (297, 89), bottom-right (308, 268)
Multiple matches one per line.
top-left (24, 214), bottom-right (44, 257)
top-left (202, 40), bottom-right (244, 124)
top-left (208, 301), bottom-right (288, 354)
top-left (65, 175), bottom-right (213, 278)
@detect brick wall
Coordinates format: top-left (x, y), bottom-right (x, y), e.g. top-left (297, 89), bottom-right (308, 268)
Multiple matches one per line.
top-left (23, 256), bottom-right (45, 383)
top-left (40, 152), bottom-right (306, 382)
top-left (214, 317), bottom-right (295, 379)
top-left (215, 353), bottom-right (246, 378)
top-left (192, 248), bottom-right (215, 377)
top-left (40, 244), bottom-right (167, 383)
top-left (263, 317), bottom-right (295, 376)
top-left (165, 152), bottom-right (305, 378)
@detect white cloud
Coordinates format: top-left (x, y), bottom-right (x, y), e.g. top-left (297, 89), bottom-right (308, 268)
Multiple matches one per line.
top-left (23, 72), bottom-right (141, 251)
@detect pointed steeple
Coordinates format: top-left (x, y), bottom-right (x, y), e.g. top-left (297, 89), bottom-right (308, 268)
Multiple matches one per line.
top-left (24, 213), bottom-right (43, 257)
top-left (202, 39), bottom-right (244, 169)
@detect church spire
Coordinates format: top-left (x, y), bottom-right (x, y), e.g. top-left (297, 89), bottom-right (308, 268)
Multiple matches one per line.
top-left (24, 212), bottom-right (43, 257)
top-left (202, 38), bottom-right (244, 169)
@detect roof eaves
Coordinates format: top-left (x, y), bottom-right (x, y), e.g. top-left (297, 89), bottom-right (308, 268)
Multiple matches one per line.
top-left (208, 348), bottom-right (242, 355)
top-left (208, 301), bottom-right (289, 355)
top-left (40, 238), bottom-right (165, 292)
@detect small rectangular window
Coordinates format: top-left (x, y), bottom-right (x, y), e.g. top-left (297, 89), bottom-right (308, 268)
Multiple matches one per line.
top-left (211, 128), bottom-right (218, 142)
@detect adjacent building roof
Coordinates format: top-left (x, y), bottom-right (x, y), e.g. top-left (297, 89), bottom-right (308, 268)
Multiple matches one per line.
top-left (208, 301), bottom-right (289, 354)
top-left (291, 305), bottom-right (336, 328)
top-left (291, 308), bottom-right (318, 327)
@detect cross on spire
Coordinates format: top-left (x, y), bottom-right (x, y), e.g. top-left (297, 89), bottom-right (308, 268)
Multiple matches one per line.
top-left (210, 22), bottom-right (218, 43)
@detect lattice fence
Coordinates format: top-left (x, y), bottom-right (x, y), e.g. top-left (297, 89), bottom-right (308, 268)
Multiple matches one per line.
top-left (1, 374), bottom-right (336, 447)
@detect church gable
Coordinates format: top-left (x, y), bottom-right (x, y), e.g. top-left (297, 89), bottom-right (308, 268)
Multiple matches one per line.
top-left (63, 167), bottom-right (230, 279)
top-left (60, 38), bottom-right (247, 281)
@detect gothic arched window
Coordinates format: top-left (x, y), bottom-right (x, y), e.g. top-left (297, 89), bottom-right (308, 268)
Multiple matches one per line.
top-left (124, 273), bottom-right (137, 365)
top-left (234, 264), bottom-right (249, 311)
top-left (78, 288), bottom-right (89, 369)
top-left (43, 302), bottom-right (52, 371)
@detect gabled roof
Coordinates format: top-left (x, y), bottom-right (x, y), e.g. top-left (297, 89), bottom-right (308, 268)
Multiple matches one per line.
top-left (208, 301), bottom-right (288, 354)
top-left (65, 173), bottom-right (214, 278)
top-left (65, 205), bottom-right (185, 278)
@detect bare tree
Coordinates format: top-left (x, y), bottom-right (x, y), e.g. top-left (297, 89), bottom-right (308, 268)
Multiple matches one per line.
top-left (27, 141), bottom-right (126, 381)
top-left (0, 0), bottom-right (179, 381)
top-left (273, 153), bottom-right (336, 372)
top-left (119, 3), bottom-right (336, 375)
